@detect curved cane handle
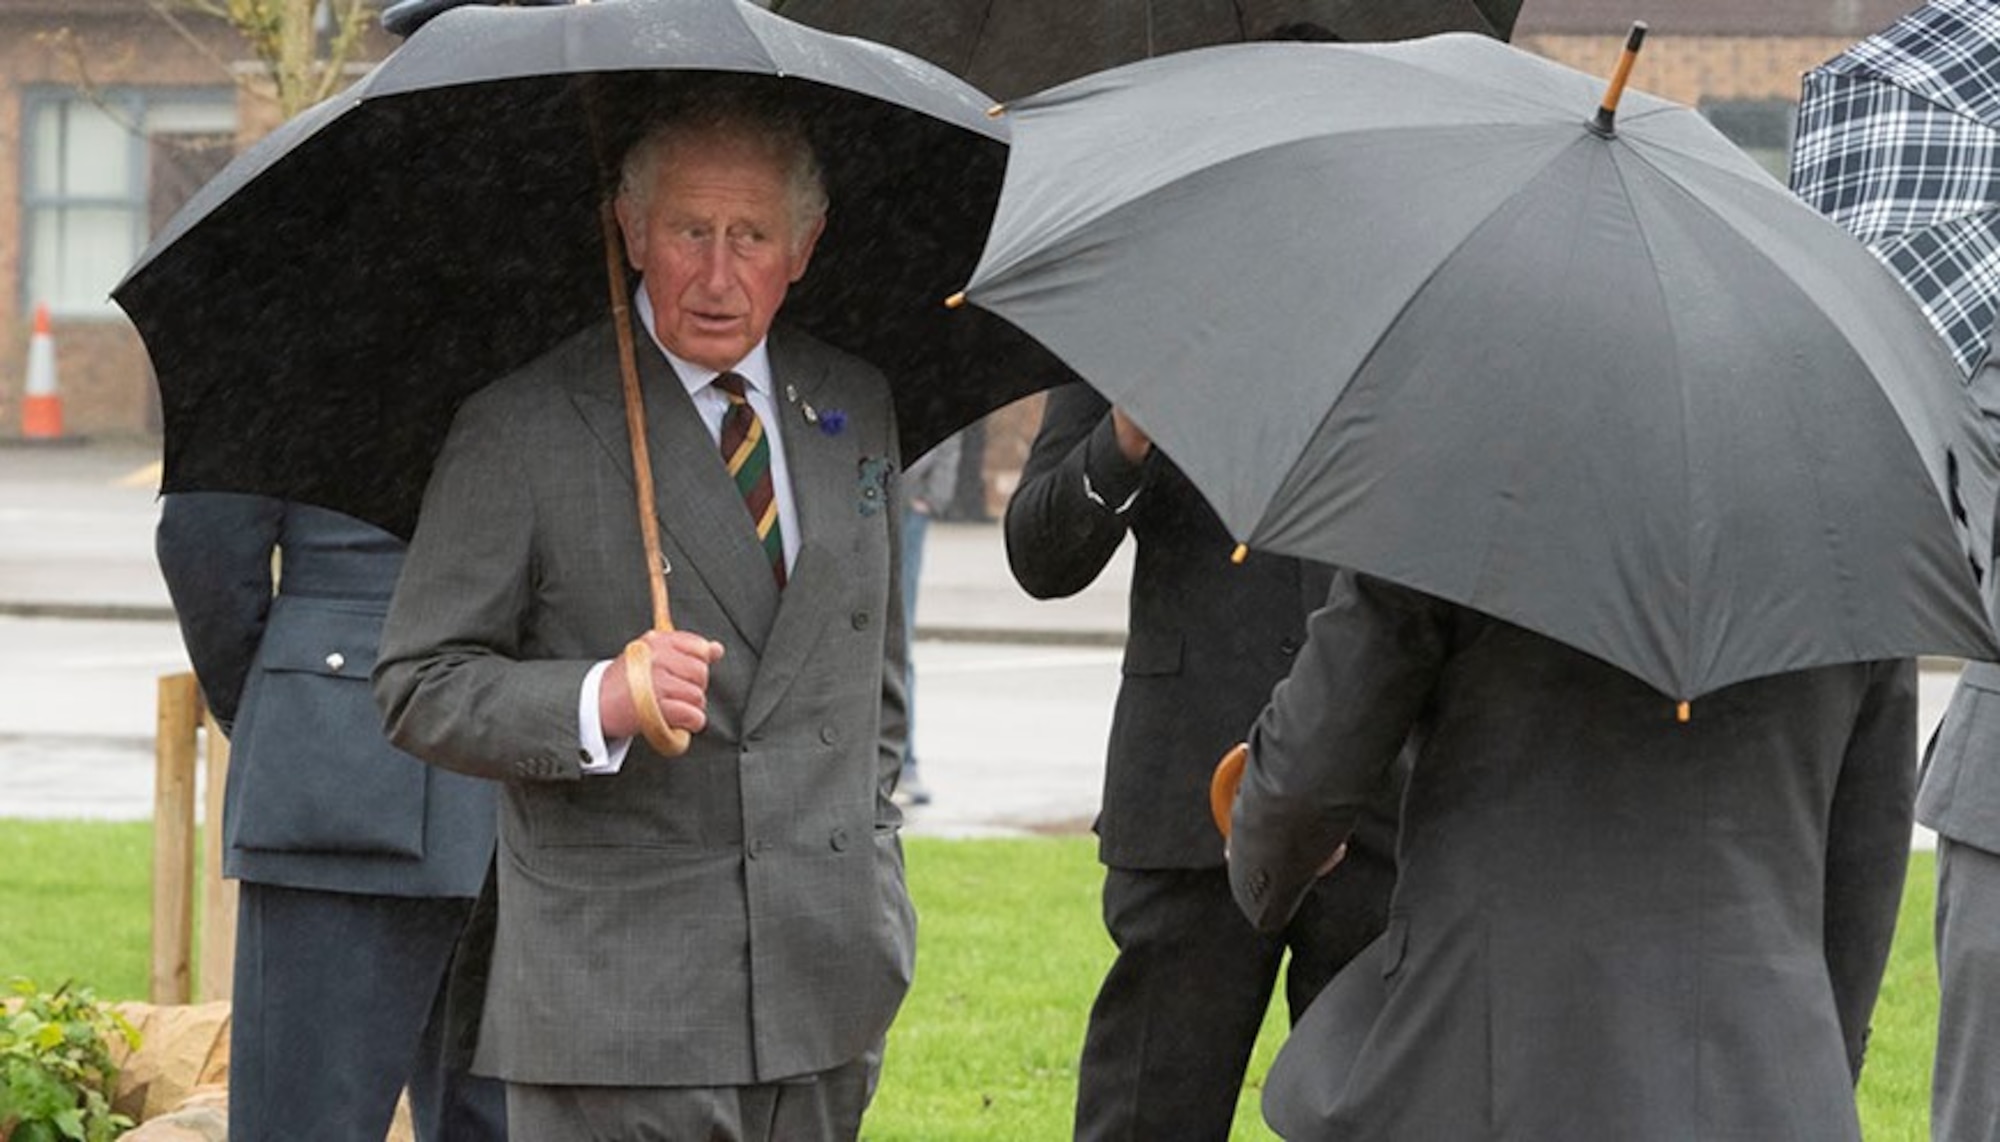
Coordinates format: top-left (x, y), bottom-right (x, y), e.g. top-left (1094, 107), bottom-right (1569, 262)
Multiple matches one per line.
top-left (1210, 742), bottom-right (1248, 839)
top-left (620, 636), bottom-right (691, 758)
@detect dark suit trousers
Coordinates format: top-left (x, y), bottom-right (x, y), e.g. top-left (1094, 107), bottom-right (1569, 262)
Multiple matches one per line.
top-left (229, 882), bottom-right (506, 1142)
top-left (1075, 851), bottom-right (1393, 1142)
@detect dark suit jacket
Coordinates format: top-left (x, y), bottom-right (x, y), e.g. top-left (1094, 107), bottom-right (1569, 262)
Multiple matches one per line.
top-left (374, 316), bottom-right (914, 1088)
top-left (1232, 571), bottom-right (1914, 1142)
top-left (155, 493), bottom-right (495, 898)
top-left (1005, 382), bottom-right (1398, 869)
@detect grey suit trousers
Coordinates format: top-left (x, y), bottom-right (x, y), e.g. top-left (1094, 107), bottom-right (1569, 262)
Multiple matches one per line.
top-left (503, 1051), bottom-right (877, 1142)
top-left (1935, 836), bottom-right (2000, 1142)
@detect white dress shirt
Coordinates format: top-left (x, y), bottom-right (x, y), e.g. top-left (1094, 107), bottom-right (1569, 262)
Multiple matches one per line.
top-left (578, 283), bottom-right (802, 773)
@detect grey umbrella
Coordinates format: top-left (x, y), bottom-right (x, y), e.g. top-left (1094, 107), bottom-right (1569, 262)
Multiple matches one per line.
top-left (769, 0), bottom-right (1521, 100)
top-left (959, 30), bottom-right (2000, 703)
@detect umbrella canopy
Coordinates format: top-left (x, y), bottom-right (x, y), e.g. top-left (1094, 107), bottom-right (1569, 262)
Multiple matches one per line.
top-left (960, 33), bottom-right (2000, 701)
top-left (114, 0), bottom-right (1069, 539)
top-left (1791, 0), bottom-right (2000, 376)
top-left (769, 0), bottom-right (1520, 100)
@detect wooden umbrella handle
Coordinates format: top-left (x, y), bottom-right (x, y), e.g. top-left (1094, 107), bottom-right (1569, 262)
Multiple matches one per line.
top-left (599, 195), bottom-right (690, 758)
top-left (1210, 742), bottom-right (1248, 838)
top-left (620, 636), bottom-right (691, 757)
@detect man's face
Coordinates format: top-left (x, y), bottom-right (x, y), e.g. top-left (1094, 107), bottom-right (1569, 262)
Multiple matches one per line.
top-left (616, 130), bottom-right (824, 373)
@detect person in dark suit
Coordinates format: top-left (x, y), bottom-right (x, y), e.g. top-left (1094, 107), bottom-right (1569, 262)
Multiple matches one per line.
top-left (1229, 570), bottom-right (1914, 1141)
top-left (374, 93), bottom-right (913, 1140)
top-left (1914, 340), bottom-right (2000, 1142)
top-left (1005, 384), bottom-right (1399, 1141)
top-left (155, 493), bottom-right (505, 1142)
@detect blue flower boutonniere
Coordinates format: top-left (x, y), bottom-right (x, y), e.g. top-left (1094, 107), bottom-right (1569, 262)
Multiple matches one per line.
top-left (817, 408), bottom-right (847, 436)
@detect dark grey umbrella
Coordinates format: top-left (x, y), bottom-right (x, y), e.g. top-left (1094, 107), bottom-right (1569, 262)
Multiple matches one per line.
top-left (112, 0), bottom-right (1070, 541)
top-left (769, 0), bottom-right (1521, 101)
top-left (960, 31), bottom-right (2000, 702)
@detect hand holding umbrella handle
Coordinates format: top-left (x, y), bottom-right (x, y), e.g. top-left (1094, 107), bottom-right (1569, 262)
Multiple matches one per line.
top-left (1211, 742), bottom-right (1248, 838)
top-left (620, 636), bottom-right (693, 757)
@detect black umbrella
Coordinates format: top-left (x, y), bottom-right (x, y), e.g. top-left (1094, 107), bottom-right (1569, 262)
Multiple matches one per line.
top-left (113, 0), bottom-right (1069, 540)
top-left (958, 29), bottom-right (2000, 703)
top-left (769, 0), bottom-right (1520, 101)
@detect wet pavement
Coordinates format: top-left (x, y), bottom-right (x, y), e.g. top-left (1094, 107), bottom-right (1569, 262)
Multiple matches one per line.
top-left (0, 436), bottom-right (1962, 848)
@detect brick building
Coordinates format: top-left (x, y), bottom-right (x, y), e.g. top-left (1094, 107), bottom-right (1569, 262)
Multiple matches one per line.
top-left (0, 0), bottom-right (1937, 510)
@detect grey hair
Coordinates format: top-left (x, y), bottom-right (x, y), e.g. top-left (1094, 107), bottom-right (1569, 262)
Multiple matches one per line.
top-left (616, 100), bottom-right (828, 252)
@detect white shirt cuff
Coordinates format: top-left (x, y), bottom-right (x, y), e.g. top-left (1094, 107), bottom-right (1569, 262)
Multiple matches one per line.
top-left (578, 659), bottom-right (633, 775)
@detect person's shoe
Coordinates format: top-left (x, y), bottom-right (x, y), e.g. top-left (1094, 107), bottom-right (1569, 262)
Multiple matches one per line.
top-left (894, 767), bottom-right (933, 807)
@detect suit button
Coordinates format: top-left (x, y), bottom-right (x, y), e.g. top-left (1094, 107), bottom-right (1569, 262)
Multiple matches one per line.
top-left (325, 652), bottom-right (346, 671)
top-left (1279, 638), bottom-right (1300, 656)
top-left (748, 839), bottom-right (767, 860)
top-left (830, 828), bottom-right (850, 851)
top-left (851, 611), bottom-right (871, 630)
top-left (820, 726), bottom-right (839, 744)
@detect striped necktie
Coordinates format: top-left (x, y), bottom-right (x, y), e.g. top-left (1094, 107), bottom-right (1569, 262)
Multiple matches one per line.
top-left (714, 372), bottom-right (786, 587)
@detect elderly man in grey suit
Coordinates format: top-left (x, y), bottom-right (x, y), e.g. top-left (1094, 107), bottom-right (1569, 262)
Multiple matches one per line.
top-left (1228, 571), bottom-right (1913, 1141)
top-left (1919, 340), bottom-right (2000, 1142)
top-left (156, 494), bottom-right (504, 1142)
top-left (375, 91), bottom-right (913, 1140)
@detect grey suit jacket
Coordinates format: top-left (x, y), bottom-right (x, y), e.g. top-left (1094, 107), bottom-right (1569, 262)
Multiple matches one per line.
top-left (1921, 662), bottom-right (2000, 851)
top-left (156, 493), bottom-right (495, 897)
top-left (1230, 572), bottom-right (1914, 1142)
top-left (375, 316), bottom-right (913, 1088)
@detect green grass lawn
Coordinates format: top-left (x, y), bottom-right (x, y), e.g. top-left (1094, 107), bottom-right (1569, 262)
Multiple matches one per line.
top-left (0, 822), bottom-right (1934, 1138)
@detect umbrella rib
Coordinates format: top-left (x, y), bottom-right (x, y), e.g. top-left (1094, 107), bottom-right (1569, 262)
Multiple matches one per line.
top-left (1602, 144), bottom-right (1702, 693)
top-left (969, 0), bottom-right (997, 76)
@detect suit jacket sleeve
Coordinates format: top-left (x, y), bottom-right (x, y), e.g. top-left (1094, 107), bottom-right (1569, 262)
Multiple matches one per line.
top-left (155, 492), bottom-right (285, 731)
top-left (374, 385), bottom-right (597, 782)
top-left (1229, 571), bottom-right (1446, 932)
top-left (1003, 382), bottom-right (1149, 599)
top-left (1822, 657), bottom-right (1918, 1082)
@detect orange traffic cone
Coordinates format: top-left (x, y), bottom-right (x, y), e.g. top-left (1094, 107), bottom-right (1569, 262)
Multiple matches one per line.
top-left (21, 303), bottom-right (62, 440)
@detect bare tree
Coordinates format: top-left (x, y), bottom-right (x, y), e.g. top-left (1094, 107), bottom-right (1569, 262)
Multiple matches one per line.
top-left (47, 0), bottom-right (382, 122)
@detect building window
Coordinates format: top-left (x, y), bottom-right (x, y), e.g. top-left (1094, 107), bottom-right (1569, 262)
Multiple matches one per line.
top-left (1701, 99), bottom-right (1797, 183)
top-left (21, 88), bottom-right (234, 319)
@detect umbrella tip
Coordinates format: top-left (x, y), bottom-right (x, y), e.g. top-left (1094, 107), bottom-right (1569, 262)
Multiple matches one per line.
top-left (1676, 699), bottom-right (1690, 723)
top-left (1589, 21), bottom-right (1649, 137)
top-left (944, 291), bottom-right (967, 309)
top-left (1231, 543), bottom-right (1248, 565)
top-left (986, 103), bottom-right (1006, 118)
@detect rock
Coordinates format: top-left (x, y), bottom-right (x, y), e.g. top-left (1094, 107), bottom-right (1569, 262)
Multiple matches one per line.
top-left (119, 1089), bottom-right (227, 1142)
top-left (107, 1001), bottom-right (232, 1124)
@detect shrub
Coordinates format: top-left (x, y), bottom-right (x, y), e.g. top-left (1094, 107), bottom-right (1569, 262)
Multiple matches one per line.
top-left (0, 979), bottom-right (138, 1142)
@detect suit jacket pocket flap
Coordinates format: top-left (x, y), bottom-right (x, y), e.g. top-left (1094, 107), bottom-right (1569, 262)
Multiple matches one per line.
top-left (230, 602), bottom-right (425, 858)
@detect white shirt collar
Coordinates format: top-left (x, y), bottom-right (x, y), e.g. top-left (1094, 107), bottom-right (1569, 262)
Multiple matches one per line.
top-left (632, 281), bottom-right (776, 399)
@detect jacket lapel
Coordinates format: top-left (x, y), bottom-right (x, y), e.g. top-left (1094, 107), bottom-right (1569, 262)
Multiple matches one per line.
top-left (565, 317), bottom-right (780, 654)
top-left (743, 327), bottom-right (856, 734)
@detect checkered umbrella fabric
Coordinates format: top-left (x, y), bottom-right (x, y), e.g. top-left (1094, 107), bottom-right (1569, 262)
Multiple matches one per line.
top-left (1791, 0), bottom-right (2000, 376)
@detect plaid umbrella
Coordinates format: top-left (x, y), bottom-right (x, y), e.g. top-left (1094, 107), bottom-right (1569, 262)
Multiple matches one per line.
top-left (1791, 0), bottom-right (2000, 376)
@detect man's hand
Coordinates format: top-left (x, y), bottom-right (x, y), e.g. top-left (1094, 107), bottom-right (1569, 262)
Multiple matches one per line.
top-left (599, 628), bottom-right (725, 742)
top-left (1110, 408), bottom-right (1152, 465)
